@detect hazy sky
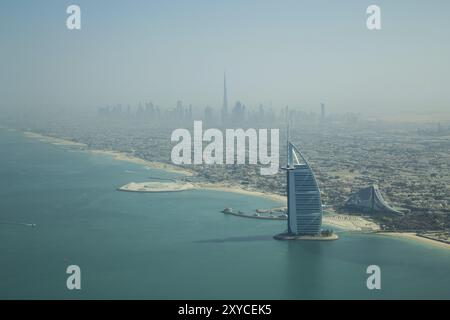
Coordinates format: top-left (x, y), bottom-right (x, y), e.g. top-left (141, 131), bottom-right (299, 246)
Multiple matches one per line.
top-left (1, 0), bottom-right (449, 115)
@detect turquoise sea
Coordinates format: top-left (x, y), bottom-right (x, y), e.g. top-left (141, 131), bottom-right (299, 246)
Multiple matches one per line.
top-left (0, 128), bottom-right (449, 299)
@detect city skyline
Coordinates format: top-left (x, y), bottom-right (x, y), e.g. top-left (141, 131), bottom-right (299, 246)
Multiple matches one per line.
top-left (1, 0), bottom-right (450, 118)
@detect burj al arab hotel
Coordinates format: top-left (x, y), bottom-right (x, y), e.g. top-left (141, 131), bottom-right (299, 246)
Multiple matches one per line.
top-left (277, 142), bottom-right (324, 238)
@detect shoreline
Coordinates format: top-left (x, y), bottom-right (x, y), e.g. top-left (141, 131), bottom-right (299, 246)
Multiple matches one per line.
top-left (23, 131), bottom-right (194, 177)
top-left (88, 149), bottom-right (194, 176)
top-left (21, 130), bottom-right (383, 232)
top-left (23, 131), bottom-right (87, 147)
top-left (194, 182), bottom-right (287, 204)
top-left (21, 130), bottom-right (449, 248)
top-left (119, 181), bottom-right (195, 193)
top-left (376, 232), bottom-right (450, 250)
top-left (118, 180), bottom-right (381, 232)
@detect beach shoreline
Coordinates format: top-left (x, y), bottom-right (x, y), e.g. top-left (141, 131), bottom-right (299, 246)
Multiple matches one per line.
top-left (376, 232), bottom-right (450, 249)
top-left (119, 181), bottom-right (195, 192)
top-left (88, 149), bottom-right (194, 176)
top-left (23, 131), bottom-right (194, 176)
top-left (116, 179), bottom-right (380, 232)
top-left (194, 182), bottom-right (287, 204)
top-left (21, 130), bottom-right (449, 248)
top-left (20, 130), bottom-right (387, 233)
top-left (23, 131), bottom-right (87, 147)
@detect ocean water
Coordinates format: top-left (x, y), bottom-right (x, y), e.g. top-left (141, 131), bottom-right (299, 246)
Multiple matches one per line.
top-left (0, 128), bottom-right (449, 299)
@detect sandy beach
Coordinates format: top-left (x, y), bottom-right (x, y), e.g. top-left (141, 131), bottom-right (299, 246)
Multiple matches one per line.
top-left (23, 131), bottom-right (193, 176)
top-left (119, 181), bottom-right (195, 192)
top-left (89, 149), bottom-right (194, 176)
top-left (376, 232), bottom-right (450, 249)
top-left (195, 182), bottom-right (287, 203)
top-left (117, 180), bottom-right (379, 232)
top-left (324, 214), bottom-right (380, 232)
top-left (22, 130), bottom-right (449, 247)
top-left (192, 183), bottom-right (380, 232)
top-left (24, 131), bottom-right (87, 147)
top-left (23, 130), bottom-right (381, 232)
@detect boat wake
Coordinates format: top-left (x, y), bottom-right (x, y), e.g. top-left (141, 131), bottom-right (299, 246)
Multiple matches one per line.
top-left (0, 221), bottom-right (36, 227)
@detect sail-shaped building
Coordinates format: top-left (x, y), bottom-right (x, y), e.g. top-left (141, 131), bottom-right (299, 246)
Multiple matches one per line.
top-left (282, 142), bottom-right (323, 236)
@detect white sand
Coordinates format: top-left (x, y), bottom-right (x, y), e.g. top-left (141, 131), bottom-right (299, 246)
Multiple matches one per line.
top-left (195, 182), bottom-right (287, 203)
top-left (22, 130), bottom-right (384, 233)
top-left (23, 131), bottom-right (193, 176)
top-left (89, 149), bottom-right (194, 176)
top-left (195, 183), bottom-right (380, 232)
top-left (324, 214), bottom-right (380, 232)
top-left (377, 232), bottom-right (450, 249)
top-left (119, 181), bottom-right (195, 192)
top-left (23, 131), bottom-right (86, 147)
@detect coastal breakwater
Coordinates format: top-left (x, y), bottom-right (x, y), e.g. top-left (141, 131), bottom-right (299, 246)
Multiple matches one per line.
top-left (221, 208), bottom-right (380, 233)
top-left (118, 181), bottom-right (195, 193)
top-left (117, 180), bottom-right (381, 233)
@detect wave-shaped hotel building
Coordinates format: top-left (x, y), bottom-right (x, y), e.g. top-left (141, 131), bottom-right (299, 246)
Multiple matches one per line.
top-left (275, 142), bottom-right (336, 240)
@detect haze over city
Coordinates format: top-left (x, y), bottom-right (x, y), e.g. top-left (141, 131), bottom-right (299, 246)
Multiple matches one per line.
top-left (1, 0), bottom-right (450, 120)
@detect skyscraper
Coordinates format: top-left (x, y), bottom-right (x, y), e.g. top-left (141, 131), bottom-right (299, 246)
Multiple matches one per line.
top-left (320, 103), bottom-right (325, 121)
top-left (284, 142), bottom-right (323, 235)
top-left (221, 73), bottom-right (228, 124)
